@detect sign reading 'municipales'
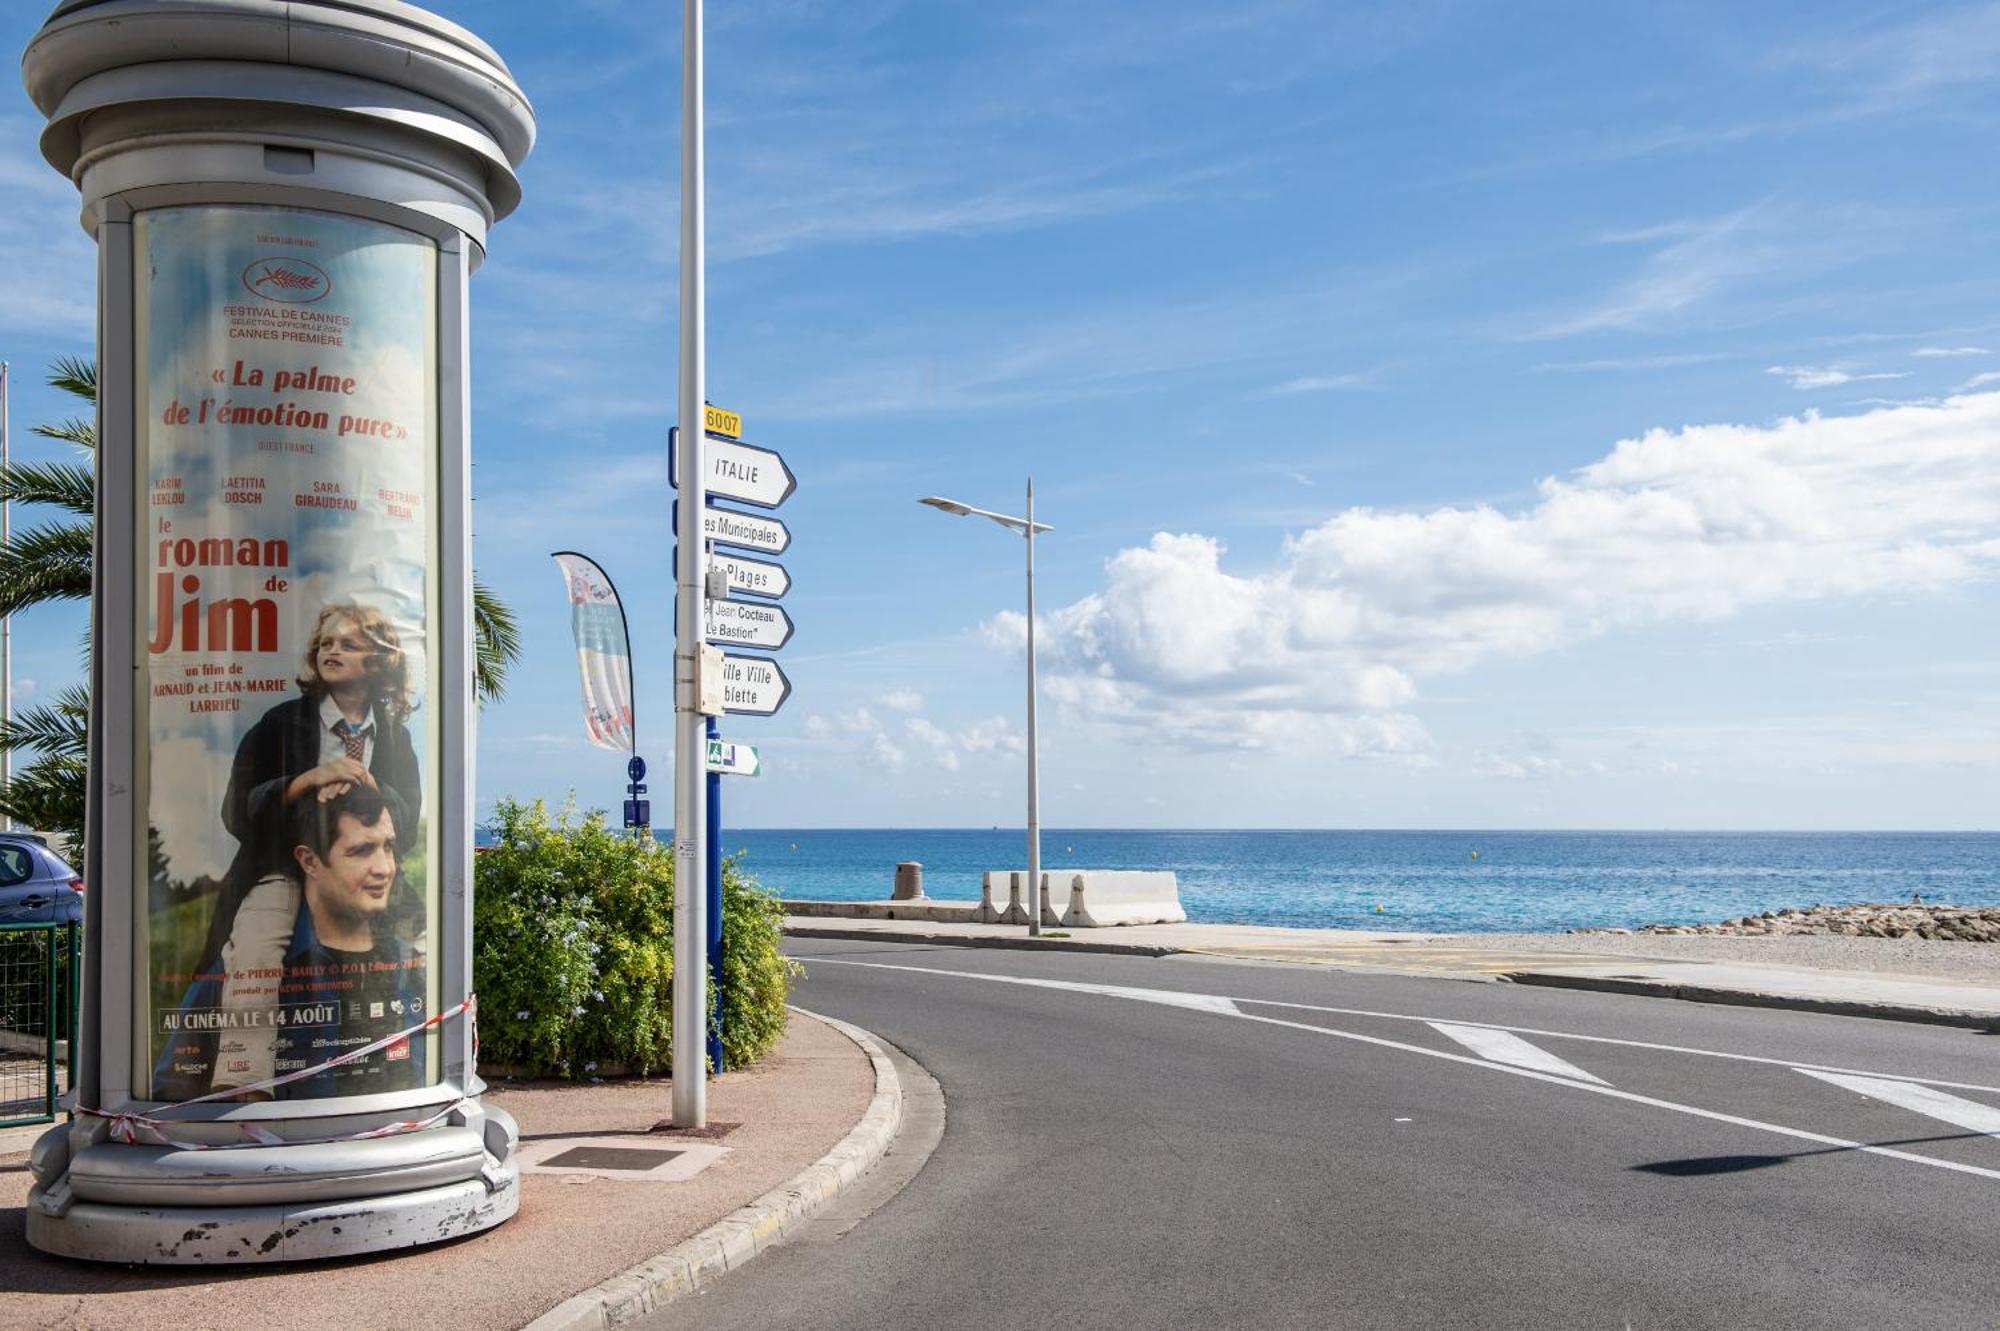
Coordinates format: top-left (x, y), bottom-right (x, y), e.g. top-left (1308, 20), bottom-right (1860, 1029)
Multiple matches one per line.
top-left (139, 204), bottom-right (441, 1105)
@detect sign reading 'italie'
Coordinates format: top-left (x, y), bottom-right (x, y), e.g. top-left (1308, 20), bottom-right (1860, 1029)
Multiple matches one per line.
top-left (668, 428), bottom-right (796, 509)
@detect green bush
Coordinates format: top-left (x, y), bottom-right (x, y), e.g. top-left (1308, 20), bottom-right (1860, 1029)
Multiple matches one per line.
top-left (472, 796), bottom-right (798, 1078)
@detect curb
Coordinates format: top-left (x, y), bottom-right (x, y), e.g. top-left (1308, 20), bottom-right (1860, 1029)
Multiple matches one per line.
top-left (522, 1007), bottom-right (906, 1331)
top-left (1504, 970), bottom-right (2000, 1032)
top-left (784, 923), bottom-right (1177, 958)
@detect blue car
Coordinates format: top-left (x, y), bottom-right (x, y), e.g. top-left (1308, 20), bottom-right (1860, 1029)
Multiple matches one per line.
top-left (0, 833), bottom-right (83, 925)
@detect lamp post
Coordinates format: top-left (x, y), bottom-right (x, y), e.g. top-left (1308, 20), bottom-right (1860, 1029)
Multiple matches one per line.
top-left (919, 482), bottom-right (1052, 937)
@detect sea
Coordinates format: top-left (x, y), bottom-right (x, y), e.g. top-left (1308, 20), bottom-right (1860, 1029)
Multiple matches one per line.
top-left (701, 829), bottom-right (2000, 934)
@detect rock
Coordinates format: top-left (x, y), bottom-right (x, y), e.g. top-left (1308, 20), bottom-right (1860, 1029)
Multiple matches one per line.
top-left (1602, 902), bottom-right (2000, 942)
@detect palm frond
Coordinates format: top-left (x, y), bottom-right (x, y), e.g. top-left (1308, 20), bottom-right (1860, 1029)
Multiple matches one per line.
top-left (0, 521), bottom-right (93, 615)
top-left (29, 416), bottom-right (96, 452)
top-left (0, 458), bottom-right (94, 515)
top-left (473, 575), bottom-right (522, 703)
top-left (0, 752), bottom-right (87, 848)
top-left (0, 686), bottom-right (89, 760)
top-left (0, 684), bottom-right (88, 847)
top-left (47, 356), bottom-right (97, 404)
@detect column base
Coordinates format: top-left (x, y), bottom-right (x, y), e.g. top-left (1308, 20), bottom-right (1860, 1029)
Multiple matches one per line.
top-left (26, 1165), bottom-right (518, 1264)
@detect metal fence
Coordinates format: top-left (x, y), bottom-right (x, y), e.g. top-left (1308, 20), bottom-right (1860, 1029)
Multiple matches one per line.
top-left (0, 921), bottom-right (80, 1128)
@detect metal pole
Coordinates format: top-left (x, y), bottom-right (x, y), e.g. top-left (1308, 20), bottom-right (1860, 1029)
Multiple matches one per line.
top-left (2, 359), bottom-right (11, 831)
top-left (1024, 476), bottom-right (1041, 936)
top-left (705, 713), bottom-right (724, 1074)
top-left (671, 0), bottom-right (708, 1127)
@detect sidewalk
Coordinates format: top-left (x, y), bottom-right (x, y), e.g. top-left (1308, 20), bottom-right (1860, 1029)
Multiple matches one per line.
top-left (782, 915), bottom-right (2000, 1030)
top-left (0, 1009), bottom-right (888, 1331)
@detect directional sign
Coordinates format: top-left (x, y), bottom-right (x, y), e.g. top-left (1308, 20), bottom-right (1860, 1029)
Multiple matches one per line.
top-left (720, 653), bottom-right (790, 716)
top-left (705, 737), bottom-right (761, 777)
top-left (704, 596), bottom-right (793, 650)
top-left (711, 551), bottom-right (790, 599)
top-left (670, 427), bottom-right (796, 509)
top-left (675, 502), bottom-right (792, 556)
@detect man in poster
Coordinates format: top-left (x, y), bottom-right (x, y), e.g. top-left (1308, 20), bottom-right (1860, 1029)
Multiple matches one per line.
top-left (156, 785), bottom-right (426, 1100)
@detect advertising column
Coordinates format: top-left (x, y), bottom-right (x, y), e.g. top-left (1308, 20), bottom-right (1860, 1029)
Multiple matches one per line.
top-left (138, 208), bottom-right (441, 1105)
top-left (23, 0), bottom-right (536, 1263)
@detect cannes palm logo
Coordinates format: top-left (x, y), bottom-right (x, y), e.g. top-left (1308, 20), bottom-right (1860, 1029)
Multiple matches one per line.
top-left (241, 256), bottom-right (331, 304)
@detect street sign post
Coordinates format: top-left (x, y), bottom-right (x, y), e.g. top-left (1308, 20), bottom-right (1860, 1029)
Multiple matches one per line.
top-left (675, 501), bottom-right (791, 556)
top-left (703, 597), bottom-right (793, 650)
top-left (669, 427), bottom-right (796, 509)
top-left (624, 755), bottom-right (650, 831)
top-left (705, 737), bottom-right (761, 777)
top-left (710, 551), bottom-right (790, 598)
top-left (719, 653), bottom-right (791, 716)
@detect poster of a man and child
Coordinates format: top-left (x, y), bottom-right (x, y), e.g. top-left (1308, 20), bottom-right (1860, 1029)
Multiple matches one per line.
top-left (139, 204), bottom-right (441, 1104)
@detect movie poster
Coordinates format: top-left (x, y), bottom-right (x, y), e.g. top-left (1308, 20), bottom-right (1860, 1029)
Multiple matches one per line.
top-left (136, 206), bottom-right (440, 1102)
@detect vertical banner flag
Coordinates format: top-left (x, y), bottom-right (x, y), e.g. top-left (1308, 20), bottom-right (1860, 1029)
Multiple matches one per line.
top-left (552, 552), bottom-right (636, 752)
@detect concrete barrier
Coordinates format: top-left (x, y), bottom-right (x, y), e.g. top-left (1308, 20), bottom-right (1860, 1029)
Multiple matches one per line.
top-left (976, 871), bottom-right (1035, 925)
top-left (977, 870), bottom-right (1186, 928)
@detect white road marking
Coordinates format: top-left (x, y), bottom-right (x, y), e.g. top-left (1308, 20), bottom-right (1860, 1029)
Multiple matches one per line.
top-left (805, 957), bottom-right (2000, 1184)
top-left (798, 955), bottom-right (2000, 1095)
top-left (1799, 1070), bottom-right (2000, 1137)
top-left (1429, 1022), bottom-right (1608, 1084)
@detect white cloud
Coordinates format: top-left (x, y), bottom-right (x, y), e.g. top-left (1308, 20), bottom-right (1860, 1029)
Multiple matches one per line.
top-left (1472, 750), bottom-right (1573, 781)
top-left (1259, 372), bottom-right (1370, 397)
top-left (1529, 202), bottom-right (1925, 342)
top-left (801, 703), bottom-right (1021, 774)
top-left (1957, 371), bottom-right (2000, 392)
top-left (906, 713), bottom-right (1021, 770)
top-left (866, 731), bottom-right (907, 773)
top-left (1008, 392), bottom-right (2000, 752)
top-left (1766, 364), bottom-right (1909, 390)
top-left (879, 688), bottom-right (925, 712)
top-left (1534, 352), bottom-right (1730, 374)
top-left (1532, 206), bottom-right (1779, 338)
top-left (1912, 346), bottom-right (1989, 358)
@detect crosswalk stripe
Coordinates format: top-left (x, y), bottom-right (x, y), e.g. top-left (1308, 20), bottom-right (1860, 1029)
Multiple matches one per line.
top-left (1797, 1070), bottom-right (2000, 1136)
top-left (1427, 1022), bottom-right (1608, 1084)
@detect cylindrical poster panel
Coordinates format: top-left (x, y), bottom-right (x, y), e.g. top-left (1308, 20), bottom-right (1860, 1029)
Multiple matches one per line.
top-left (136, 205), bottom-right (441, 1103)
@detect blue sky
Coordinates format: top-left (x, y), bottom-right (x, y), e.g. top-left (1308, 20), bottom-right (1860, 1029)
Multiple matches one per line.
top-left (6, 1), bottom-right (2000, 829)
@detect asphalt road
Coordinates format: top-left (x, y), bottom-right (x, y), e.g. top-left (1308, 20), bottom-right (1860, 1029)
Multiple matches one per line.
top-left (667, 939), bottom-right (2000, 1331)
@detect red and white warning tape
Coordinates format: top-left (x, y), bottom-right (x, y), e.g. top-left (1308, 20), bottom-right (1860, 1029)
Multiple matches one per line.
top-left (78, 994), bottom-right (478, 1151)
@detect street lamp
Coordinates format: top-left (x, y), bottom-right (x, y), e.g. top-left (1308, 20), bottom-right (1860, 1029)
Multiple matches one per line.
top-left (920, 483), bottom-right (1052, 937)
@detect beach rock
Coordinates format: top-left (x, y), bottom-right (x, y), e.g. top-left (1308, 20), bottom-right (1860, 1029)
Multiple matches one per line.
top-left (1594, 902), bottom-right (2000, 942)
